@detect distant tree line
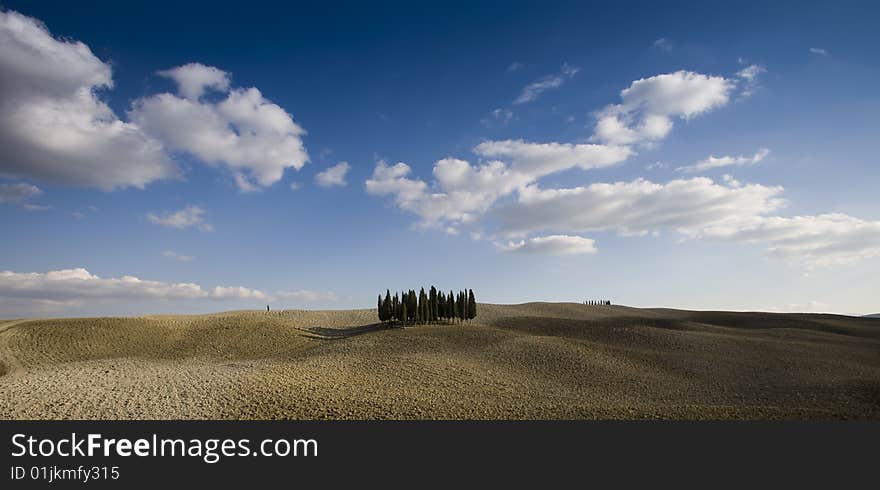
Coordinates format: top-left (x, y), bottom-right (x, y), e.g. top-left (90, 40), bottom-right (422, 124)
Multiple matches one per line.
top-left (584, 300), bottom-right (612, 305)
top-left (378, 287), bottom-right (476, 325)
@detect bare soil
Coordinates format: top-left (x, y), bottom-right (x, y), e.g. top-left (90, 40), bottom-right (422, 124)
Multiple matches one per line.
top-left (1, 304), bottom-right (878, 419)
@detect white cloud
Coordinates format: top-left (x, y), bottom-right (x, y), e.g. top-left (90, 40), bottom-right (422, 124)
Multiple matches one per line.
top-left (677, 148), bottom-right (770, 173)
top-left (364, 67), bottom-right (880, 268)
top-left (809, 48), bottom-right (828, 56)
top-left (233, 172), bottom-right (260, 193)
top-left (513, 63), bottom-right (579, 104)
top-left (0, 182), bottom-right (41, 203)
top-left (697, 213), bottom-right (880, 267)
top-left (365, 161), bottom-right (428, 212)
top-left (0, 267), bottom-right (362, 316)
top-left (432, 157), bottom-right (532, 198)
top-left (315, 161), bottom-right (350, 187)
top-left (722, 174), bottom-right (742, 187)
top-left (507, 61), bottom-right (524, 72)
top-left (24, 203), bottom-right (52, 211)
top-left (617, 70), bottom-right (732, 119)
top-left (210, 286), bottom-right (266, 300)
top-left (0, 10), bottom-right (177, 189)
top-left (0, 14), bottom-right (306, 192)
top-left (130, 74), bottom-right (309, 188)
top-left (481, 108), bottom-right (514, 128)
top-left (366, 137), bottom-right (632, 229)
top-left (147, 205), bottom-right (213, 231)
top-left (736, 64), bottom-right (764, 81)
top-left (367, 158), bottom-right (521, 226)
top-left (592, 70), bottom-right (734, 146)
top-left (0, 268), bottom-right (353, 315)
top-left (497, 235), bottom-right (597, 255)
top-left (494, 177), bottom-right (880, 267)
top-left (366, 139), bottom-right (632, 228)
top-left (0, 268), bottom-right (265, 303)
top-left (473, 139), bottom-right (632, 179)
top-left (736, 64), bottom-right (766, 97)
top-left (161, 250), bottom-right (193, 262)
top-left (157, 63), bottom-right (230, 100)
top-left (653, 38), bottom-right (672, 51)
top-left (274, 290), bottom-right (338, 302)
top-left (497, 177), bottom-right (785, 237)
top-left (366, 158), bottom-right (532, 227)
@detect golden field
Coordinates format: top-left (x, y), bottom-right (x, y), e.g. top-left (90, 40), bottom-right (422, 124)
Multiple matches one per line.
top-left (1, 303), bottom-right (878, 419)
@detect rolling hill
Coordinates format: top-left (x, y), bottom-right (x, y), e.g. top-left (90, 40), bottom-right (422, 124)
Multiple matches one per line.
top-left (1, 303), bottom-right (878, 420)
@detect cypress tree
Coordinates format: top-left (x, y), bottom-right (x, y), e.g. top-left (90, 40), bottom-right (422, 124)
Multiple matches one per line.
top-left (449, 289), bottom-right (455, 321)
top-left (460, 291), bottom-right (466, 322)
top-left (448, 291), bottom-right (454, 322)
top-left (423, 289), bottom-right (428, 323)
top-left (422, 289), bottom-right (428, 323)
top-left (458, 291), bottom-right (467, 321)
top-left (436, 291), bottom-right (441, 320)
top-left (461, 291), bottom-right (466, 322)
top-left (429, 286), bottom-right (437, 323)
top-left (449, 290), bottom-right (455, 321)
top-left (379, 294), bottom-right (385, 322)
top-left (377, 294), bottom-right (384, 322)
top-left (375, 288), bottom-right (480, 324)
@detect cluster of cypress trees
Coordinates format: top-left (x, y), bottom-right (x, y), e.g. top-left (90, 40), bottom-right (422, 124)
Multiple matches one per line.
top-left (377, 287), bottom-right (476, 325)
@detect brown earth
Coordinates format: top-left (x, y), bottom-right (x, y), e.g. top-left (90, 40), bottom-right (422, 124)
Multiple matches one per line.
top-left (0, 304), bottom-right (878, 419)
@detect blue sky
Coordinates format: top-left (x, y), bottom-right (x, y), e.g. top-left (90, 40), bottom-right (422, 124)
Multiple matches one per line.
top-left (1, 1), bottom-right (878, 316)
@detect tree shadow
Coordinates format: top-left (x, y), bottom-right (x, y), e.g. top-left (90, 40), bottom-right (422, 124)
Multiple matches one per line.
top-left (301, 323), bottom-right (386, 340)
